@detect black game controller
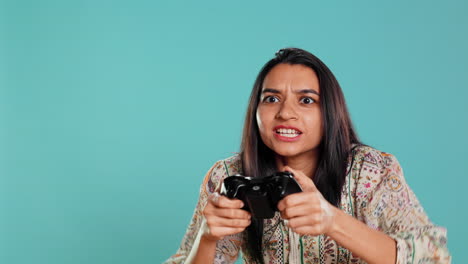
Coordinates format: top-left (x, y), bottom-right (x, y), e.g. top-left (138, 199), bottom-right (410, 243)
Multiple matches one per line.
top-left (220, 172), bottom-right (302, 219)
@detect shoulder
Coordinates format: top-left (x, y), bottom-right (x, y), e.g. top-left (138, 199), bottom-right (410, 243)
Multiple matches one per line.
top-left (202, 153), bottom-right (243, 194)
top-left (222, 153), bottom-right (243, 176)
top-left (351, 144), bottom-right (400, 172)
top-left (350, 146), bottom-right (410, 220)
top-left (350, 145), bottom-right (405, 194)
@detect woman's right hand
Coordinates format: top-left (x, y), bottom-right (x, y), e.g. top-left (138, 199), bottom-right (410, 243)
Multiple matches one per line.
top-left (202, 192), bottom-right (252, 241)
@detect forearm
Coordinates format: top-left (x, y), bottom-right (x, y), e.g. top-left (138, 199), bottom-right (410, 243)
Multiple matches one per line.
top-left (326, 207), bottom-right (397, 264)
top-left (191, 235), bottom-right (218, 264)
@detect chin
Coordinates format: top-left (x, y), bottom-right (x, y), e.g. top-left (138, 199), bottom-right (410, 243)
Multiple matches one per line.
top-left (271, 145), bottom-right (320, 159)
top-left (272, 148), bottom-right (302, 158)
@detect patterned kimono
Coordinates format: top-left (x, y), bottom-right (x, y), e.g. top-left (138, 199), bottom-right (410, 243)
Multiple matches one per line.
top-left (164, 145), bottom-right (451, 263)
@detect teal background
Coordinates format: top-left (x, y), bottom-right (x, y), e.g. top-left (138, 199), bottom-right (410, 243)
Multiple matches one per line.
top-left (2, 0), bottom-right (467, 263)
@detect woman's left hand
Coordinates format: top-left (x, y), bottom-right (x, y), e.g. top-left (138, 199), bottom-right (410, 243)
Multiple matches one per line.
top-left (277, 166), bottom-right (337, 236)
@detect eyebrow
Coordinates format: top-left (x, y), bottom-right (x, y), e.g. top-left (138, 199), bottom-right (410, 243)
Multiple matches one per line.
top-left (261, 88), bottom-right (320, 96)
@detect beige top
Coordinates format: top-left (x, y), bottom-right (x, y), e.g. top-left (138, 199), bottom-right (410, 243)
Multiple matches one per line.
top-left (164, 145), bottom-right (451, 263)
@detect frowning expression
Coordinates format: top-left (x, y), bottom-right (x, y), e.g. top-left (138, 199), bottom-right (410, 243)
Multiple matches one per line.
top-left (256, 63), bottom-right (323, 158)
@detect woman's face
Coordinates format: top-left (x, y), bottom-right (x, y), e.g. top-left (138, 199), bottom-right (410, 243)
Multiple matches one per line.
top-left (256, 63), bottom-right (323, 159)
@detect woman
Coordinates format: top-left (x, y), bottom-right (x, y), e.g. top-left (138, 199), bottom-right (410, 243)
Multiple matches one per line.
top-left (164, 48), bottom-right (451, 263)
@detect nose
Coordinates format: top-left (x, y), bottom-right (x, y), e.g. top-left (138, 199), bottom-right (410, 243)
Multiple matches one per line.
top-left (275, 100), bottom-right (298, 120)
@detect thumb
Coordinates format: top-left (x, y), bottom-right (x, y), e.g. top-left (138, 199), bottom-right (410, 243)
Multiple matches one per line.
top-left (282, 166), bottom-right (317, 192)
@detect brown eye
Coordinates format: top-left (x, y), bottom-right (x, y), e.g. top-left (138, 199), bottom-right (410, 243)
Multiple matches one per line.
top-left (263, 96), bottom-right (279, 103)
top-left (300, 97), bottom-right (315, 104)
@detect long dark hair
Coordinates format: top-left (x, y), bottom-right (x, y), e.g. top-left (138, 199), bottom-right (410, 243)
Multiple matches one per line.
top-left (240, 48), bottom-right (362, 262)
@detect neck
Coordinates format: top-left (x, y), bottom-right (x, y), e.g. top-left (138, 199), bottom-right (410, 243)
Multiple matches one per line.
top-left (275, 150), bottom-right (320, 179)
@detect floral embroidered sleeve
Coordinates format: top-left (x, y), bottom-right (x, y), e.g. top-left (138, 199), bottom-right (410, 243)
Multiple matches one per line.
top-left (354, 149), bottom-right (451, 264)
top-left (164, 160), bottom-right (242, 264)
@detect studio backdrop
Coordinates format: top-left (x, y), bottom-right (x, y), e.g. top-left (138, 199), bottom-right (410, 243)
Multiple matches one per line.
top-left (1, 0), bottom-right (467, 263)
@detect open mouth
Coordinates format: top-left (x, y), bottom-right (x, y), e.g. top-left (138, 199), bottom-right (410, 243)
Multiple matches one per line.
top-left (275, 128), bottom-right (302, 138)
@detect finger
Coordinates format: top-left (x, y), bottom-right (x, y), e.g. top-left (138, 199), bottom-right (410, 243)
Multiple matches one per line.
top-left (208, 226), bottom-right (247, 238)
top-left (287, 215), bottom-right (322, 229)
top-left (277, 192), bottom-right (319, 211)
top-left (282, 166), bottom-right (317, 192)
top-left (277, 193), bottom-right (302, 211)
top-left (212, 208), bottom-right (251, 220)
top-left (206, 215), bottom-right (251, 228)
top-left (210, 193), bottom-right (244, 209)
top-left (280, 204), bottom-right (321, 219)
top-left (204, 204), bottom-right (250, 219)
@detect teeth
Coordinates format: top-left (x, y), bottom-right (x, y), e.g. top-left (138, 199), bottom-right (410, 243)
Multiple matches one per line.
top-left (276, 128), bottom-right (301, 135)
top-left (279, 133), bottom-right (298, 138)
